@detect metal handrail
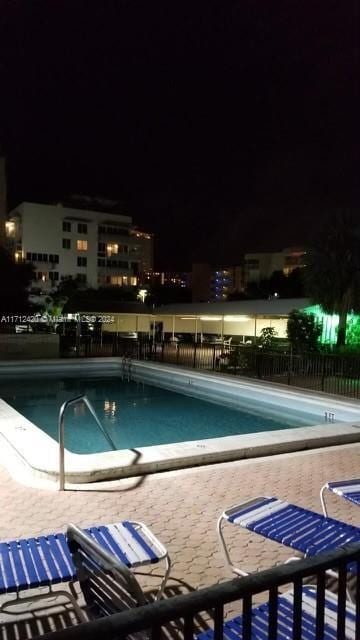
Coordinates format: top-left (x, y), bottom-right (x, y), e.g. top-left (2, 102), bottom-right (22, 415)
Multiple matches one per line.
top-left (58, 394), bottom-right (117, 490)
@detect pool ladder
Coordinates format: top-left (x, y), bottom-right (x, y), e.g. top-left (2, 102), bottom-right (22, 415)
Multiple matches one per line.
top-left (121, 355), bottom-right (132, 381)
top-left (58, 395), bottom-right (117, 490)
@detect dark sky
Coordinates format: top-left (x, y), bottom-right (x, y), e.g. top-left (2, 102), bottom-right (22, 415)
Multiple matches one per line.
top-left (1, 1), bottom-right (359, 269)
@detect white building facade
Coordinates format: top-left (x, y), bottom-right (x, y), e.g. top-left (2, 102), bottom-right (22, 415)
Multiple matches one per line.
top-left (243, 247), bottom-right (306, 287)
top-left (6, 202), bottom-right (153, 292)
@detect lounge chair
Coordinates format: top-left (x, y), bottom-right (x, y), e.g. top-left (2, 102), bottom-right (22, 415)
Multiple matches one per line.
top-left (217, 496), bottom-right (360, 578)
top-left (68, 525), bottom-right (357, 638)
top-left (197, 586), bottom-right (357, 640)
top-left (67, 523), bottom-right (148, 621)
top-left (320, 479), bottom-right (360, 517)
top-left (0, 519), bottom-right (170, 617)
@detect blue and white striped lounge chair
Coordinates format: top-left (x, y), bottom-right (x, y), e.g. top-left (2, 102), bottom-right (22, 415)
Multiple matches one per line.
top-left (217, 497), bottom-right (360, 578)
top-left (321, 479), bottom-right (360, 517)
top-left (197, 586), bottom-right (357, 640)
top-left (0, 519), bottom-right (170, 617)
top-left (68, 525), bottom-right (357, 638)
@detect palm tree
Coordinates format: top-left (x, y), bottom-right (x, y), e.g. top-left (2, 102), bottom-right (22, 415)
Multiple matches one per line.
top-left (305, 211), bottom-right (360, 347)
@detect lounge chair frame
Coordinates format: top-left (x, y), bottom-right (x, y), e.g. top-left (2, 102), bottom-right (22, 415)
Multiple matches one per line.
top-left (0, 520), bottom-right (170, 617)
top-left (320, 479), bottom-right (360, 517)
top-left (217, 496), bottom-right (360, 585)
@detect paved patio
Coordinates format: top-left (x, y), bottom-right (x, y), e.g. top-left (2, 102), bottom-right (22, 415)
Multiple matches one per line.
top-left (1, 442), bottom-right (359, 637)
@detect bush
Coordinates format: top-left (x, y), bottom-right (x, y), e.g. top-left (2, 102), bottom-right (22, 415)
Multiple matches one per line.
top-left (287, 310), bottom-right (322, 353)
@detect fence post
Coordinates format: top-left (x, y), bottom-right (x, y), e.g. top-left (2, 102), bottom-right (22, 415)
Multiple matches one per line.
top-left (287, 349), bottom-right (293, 386)
top-left (212, 345), bottom-right (216, 370)
top-left (321, 356), bottom-right (326, 392)
top-left (256, 352), bottom-right (262, 379)
top-left (193, 342), bottom-right (197, 368)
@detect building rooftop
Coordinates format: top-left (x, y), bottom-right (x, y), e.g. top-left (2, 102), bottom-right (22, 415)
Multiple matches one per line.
top-left (63, 300), bottom-right (151, 314)
top-left (155, 298), bottom-right (311, 316)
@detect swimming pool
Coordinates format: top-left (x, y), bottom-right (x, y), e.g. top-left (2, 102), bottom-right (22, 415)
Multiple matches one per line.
top-left (0, 359), bottom-right (359, 485)
top-left (0, 375), bottom-right (322, 454)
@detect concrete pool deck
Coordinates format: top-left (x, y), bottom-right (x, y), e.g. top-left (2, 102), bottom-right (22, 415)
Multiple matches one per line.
top-left (0, 443), bottom-right (359, 634)
top-left (1, 358), bottom-right (360, 487)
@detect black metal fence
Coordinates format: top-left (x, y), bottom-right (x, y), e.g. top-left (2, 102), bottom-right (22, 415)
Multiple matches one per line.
top-left (40, 542), bottom-right (360, 640)
top-left (59, 335), bottom-right (360, 399)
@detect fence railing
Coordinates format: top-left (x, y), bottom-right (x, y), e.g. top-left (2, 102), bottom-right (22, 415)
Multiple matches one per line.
top-left (59, 335), bottom-right (360, 399)
top-left (39, 541), bottom-right (360, 640)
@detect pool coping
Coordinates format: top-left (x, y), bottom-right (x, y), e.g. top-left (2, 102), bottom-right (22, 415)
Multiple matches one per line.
top-left (0, 358), bottom-right (360, 487)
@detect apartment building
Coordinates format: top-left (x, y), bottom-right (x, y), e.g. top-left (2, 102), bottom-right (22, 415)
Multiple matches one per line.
top-left (192, 249), bottom-right (306, 302)
top-left (243, 247), bottom-right (306, 287)
top-left (143, 271), bottom-right (191, 288)
top-left (6, 202), bottom-right (153, 292)
top-left (192, 263), bottom-right (242, 302)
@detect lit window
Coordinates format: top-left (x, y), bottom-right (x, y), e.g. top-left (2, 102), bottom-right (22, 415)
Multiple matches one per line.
top-left (130, 276), bottom-right (137, 286)
top-left (5, 221), bottom-right (16, 237)
top-left (37, 272), bottom-right (48, 281)
top-left (77, 240), bottom-right (88, 251)
top-left (106, 243), bottom-right (118, 256)
top-left (110, 276), bottom-right (123, 286)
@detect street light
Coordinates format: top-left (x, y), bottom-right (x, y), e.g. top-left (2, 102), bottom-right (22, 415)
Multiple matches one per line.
top-left (137, 288), bottom-right (148, 303)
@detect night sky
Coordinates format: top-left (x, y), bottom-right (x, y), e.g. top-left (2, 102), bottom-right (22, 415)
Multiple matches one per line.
top-left (1, 1), bottom-right (359, 269)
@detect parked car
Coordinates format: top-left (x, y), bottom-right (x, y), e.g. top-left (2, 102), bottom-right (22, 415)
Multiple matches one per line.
top-left (15, 324), bottom-right (33, 334)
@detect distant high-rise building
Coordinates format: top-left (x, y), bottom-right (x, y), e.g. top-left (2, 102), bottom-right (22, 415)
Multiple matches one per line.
top-left (192, 263), bottom-right (242, 302)
top-left (243, 247), bottom-right (306, 287)
top-left (192, 263), bottom-right (212, 302)
top-left (143, 271), bottom-right (191, 288)
top-left (192, 248), bottom-right (306, 302)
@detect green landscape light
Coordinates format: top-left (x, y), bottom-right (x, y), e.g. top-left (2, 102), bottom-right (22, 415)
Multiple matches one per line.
top-left (302, 305), bottom-right (360, 346)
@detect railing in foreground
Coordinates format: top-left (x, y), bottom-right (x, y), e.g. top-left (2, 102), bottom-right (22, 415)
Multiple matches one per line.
top-left (40, 542), bottom-right (360, 640)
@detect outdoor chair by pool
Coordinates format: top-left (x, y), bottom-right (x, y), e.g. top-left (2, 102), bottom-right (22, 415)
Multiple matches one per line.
top-left (0, 519), bottom-right (170, 617)
top-left (65, 524), bottom-right (358, 639)
top-left (67, 523), bottom-right (148, 622)
top-left (320, 479), bottom-right (360, 517)
top-left (197, 587), bottom-right (357, 640)
top-left (217, 496), bottom-right (360, 579)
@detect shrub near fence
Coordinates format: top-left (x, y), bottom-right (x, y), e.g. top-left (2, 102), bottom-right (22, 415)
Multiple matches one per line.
top-left (59, 335), bottom-right (360, 399)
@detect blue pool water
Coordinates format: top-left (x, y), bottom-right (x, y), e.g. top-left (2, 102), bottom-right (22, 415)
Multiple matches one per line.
top-left (1, 376), bottom-right (320, 454)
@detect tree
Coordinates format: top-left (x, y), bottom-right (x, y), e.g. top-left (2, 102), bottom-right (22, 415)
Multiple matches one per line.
top-left (304, 211), bottom-right (360, 347)
top-left (146, 284), bottom-right (192, 306)
top-left (234, 268), bottom-right (305, 300)
top-left (257, 326), bottom-right (278, 350)
top-left (0, 248), bottom-right (35, 313)
top-left (287, 310), bottom-right (322, 353)
top-left (42, 276), bottom-right (83, 316)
